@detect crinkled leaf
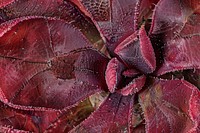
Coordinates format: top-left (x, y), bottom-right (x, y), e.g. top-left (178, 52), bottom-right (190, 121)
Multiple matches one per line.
top-left (73, 0), bottom-right (137, 52)
top-left (0, 0), bottom-right (63, 17)
top-left (115, 26), bottom-right (156, 73)
top-left (105, 58), bottom-right (125, 93)
top-left (119, 75), bottom-right (146, 96)
top-left (150, 0), bottom-right (200, 75)
top-left (0, 17), bottom-right (109, 110)
top-left (72, 0), bottom-right (160, 52)
top-left (0, 0), bottom-right (101, 44)
top-left (70, 93), bottom-right (134, 133)
top-left (139, 78), bottom-right (200, 133)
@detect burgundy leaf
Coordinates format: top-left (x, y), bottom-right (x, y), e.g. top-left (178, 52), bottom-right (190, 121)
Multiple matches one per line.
top-left (150, 0), bottom-right (200, 75)
top-left (71, 0), bottom-right (110, 22)
top-left (139, 0), bottom-right (160, 19)
top-left (131, 124), bottom-right (145, 133)
top-left (0, 0), bottom-right (14, 8)
top-left (119, 75), bottom-right (146, 96)
top-left (181, 69), bottom-right (200, 89)
top-left (189, 84), bottom-right (200, 132)
top-left (1, 0), bottom-right (63, 17)
top-left (115, 25), bottom-right (156, 73)
top-left (72, 0), bottom-right (160, 52)
top-left (122, 68), bottom-right (140, 78)
top-left (0, 0), bottom-right (62, 24)
top-left (0, 17), bottom-right (109, 110)
top-left (70, 93), bottom-right (134, 133)
top-left (0, 101), bottom-right (60, 132)
top-left (0, 97), bottom-right (94, 132)
top-left (139, 78), bottom-right (200, 133)
top-left (156, 36), bottom-right (200, 75)
top-left (0, 0), bottom-right (101, 44)
top-left (0, 126), bottom-right (29, 133)
top-left (71, 0), bottom-right (138, 52)
top-left (44, 98), bottom-right (94, 133)
top-left (105, 58), bottom-right (125, 93)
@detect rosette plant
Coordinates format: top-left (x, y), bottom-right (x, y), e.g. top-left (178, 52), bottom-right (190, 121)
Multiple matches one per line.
top-left (0, 0), bottom-right (200, 132)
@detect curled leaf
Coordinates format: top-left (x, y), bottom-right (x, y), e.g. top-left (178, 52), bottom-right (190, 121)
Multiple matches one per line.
top-left (119, 75), bottom-right (146, 96)
top-left (115, 26), bottom-right (156, 73)
top-left (105, 58), bottom-right (125, 93)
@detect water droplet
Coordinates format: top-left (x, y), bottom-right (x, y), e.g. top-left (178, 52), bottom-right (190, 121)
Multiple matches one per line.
top-left (80, 81), bottom-right (83, 85)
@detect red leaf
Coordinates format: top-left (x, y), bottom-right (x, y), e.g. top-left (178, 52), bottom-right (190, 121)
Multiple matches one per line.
top-left (139, 78), bottom-right (200, 133)
top-left (72, 0), bottom-right (160, 52)
top-left (119, 75), bottom-right (146, 96)
top-left (189, 84), bottom-right (200, 132)
top-left (0, 98), bottom-right (94, 132)
top-left (115, 26), bottom-right (156, 73)
top-left (122, 68), bottom-right (140, 78)
top-left (131, 124), bottom-right (145, 133)
top-left (0, 0), bottom-right (14, 8)
top-left (44, 98), bottom-right (95, 133)
top-left (0, 126), bottom-right (30, 133)
top-left (150, 0), bottom-right (200, 75)
top-left (70, 93), bottom-right (134, 133)
top-left (0, 0), bottom-right (101, 44)
top-left (72, 0), bottom-right (138, 52)
top-left (1, 0), bottom-right (63, 16)
top-left (105, 58), bottom-right (125, 93)
top-left (0, 17), bottom-right (109, 110)
top-left (0, 101), bottom-right (60, 132)
top-left (181, 69), bottom-right (200, 89)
